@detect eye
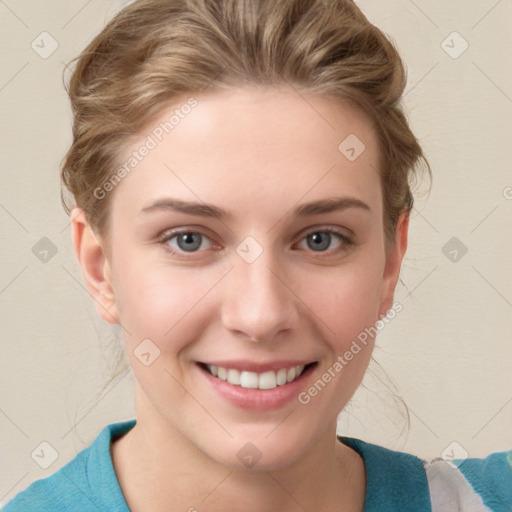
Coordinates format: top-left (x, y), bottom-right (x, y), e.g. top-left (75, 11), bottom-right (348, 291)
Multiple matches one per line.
top-left (158, 229), bottom-right (214, 254)
top-left (156, 227), bottom-right (353, 257)
top-left (297, 228), bottom-right (353, 254)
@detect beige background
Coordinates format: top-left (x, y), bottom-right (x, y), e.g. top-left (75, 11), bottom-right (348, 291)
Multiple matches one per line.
top-left (1, 0), bottom-right (511, 505)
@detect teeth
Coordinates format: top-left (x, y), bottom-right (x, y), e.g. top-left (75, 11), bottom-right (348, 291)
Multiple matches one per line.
top-left (276, 368), bottom-right (287, 386)
top-left (205, 364), bottom-right (306, 390)
top-left (227, 368), bottom-right (240, 385)
top-left (258, 371), bottom-right (276, 390)
top-left (240, 371), bottom-right (259, 389)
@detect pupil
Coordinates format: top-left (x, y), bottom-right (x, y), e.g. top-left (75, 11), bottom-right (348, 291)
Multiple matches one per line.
top-left (178, 233), bottom-right (201, 251)
top-left (309, 233), bottom-right (329, 251)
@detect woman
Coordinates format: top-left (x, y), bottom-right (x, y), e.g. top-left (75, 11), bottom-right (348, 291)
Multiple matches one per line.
top-left (3, 0), bottom-right (510, 510)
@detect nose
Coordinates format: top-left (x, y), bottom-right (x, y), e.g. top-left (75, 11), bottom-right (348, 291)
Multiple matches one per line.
top-left (220, 245), bottom-right (301, 344)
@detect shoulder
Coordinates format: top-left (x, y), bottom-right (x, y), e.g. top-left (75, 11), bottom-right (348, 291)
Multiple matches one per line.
top-left (1, 419), bottom-right (135, 512)
top-left (340, 436), bottom-right (512, 512)
top-left (1, 447), bottom-right (91, 512)
top-left (425, 450), bottom-right (512, 512)
top-left (340, 436), bottom-right (432, 510)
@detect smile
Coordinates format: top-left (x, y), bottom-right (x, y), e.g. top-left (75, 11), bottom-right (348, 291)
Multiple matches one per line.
top-left (196, 360), bottom-right (318, 410)
top-left (198, 362), bottom-right (317, 390)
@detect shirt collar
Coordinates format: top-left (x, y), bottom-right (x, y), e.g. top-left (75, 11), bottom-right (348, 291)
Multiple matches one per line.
top-left (339, 436), bottom-right (432, 511)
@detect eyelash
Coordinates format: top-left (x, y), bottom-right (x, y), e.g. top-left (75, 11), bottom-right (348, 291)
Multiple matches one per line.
top-left (155, 227), bottom-right (354, 258)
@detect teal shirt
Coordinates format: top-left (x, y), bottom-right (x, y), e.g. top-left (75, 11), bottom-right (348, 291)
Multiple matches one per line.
top-left (2, 419), bottom-right (511, 511)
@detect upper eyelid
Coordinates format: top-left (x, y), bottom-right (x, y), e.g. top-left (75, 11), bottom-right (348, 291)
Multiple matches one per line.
top-left (156, 227), bottom-right (217, 245)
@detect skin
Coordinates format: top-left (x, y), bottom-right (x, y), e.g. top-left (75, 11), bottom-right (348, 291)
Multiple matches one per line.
top-left (72, 85), bottom-right (408, 512)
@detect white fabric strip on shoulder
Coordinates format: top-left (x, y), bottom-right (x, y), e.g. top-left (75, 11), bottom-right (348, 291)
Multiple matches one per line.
top-left (424, 458), bottom-right (491, 512)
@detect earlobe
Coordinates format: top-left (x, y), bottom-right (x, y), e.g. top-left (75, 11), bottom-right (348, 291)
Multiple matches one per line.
top-left (379, 212), bottom-right (409, 317)
top-left (71, 208), bottom-right (119, 324)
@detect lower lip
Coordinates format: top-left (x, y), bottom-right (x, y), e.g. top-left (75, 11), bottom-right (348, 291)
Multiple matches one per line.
top-left (196, 363), bottom-right (317, 411)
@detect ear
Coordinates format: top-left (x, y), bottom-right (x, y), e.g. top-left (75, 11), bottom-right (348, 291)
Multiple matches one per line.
top-left (378, 211), bottom-right (409, 317)
top-left (71, 208), bottom-right (119, 324)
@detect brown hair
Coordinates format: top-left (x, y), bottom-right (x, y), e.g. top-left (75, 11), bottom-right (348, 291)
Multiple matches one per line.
top-left (63, 0), bottom-right (423, 432)
top-left (61, 0), bottom-right (431, 247)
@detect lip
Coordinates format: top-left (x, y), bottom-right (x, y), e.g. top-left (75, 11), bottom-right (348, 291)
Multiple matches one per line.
top-left (195, 361), bottom-right (318, 411)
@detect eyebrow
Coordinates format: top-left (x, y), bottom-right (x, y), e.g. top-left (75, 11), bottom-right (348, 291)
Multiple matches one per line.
top-left (140, 196), bottom-right (371, 220)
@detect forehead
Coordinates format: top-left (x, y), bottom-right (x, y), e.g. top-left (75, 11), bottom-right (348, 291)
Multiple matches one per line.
top-left (111, 86), bottom-right (382, 218)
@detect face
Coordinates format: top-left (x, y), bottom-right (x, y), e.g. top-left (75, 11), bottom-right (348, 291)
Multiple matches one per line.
top-left (75, 85), bottom-right (407, 471)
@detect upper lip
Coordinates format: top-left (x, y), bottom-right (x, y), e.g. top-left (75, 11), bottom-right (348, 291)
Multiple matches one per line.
top-left (198, 360), bottom-right (317, 373)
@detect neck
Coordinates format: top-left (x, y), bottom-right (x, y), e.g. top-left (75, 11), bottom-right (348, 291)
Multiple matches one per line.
top-left (111, 388), bottom-right (366, 512)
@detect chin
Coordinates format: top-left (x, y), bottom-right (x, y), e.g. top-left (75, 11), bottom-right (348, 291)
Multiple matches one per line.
top-left (201, 432), bottom-right (312, 473)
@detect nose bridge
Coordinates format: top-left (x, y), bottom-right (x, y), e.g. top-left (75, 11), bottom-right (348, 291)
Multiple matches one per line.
top-left (221, 241), bottom-right (299, 341)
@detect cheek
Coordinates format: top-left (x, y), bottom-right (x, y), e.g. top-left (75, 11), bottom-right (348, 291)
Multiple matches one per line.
top-left (303, 259), bottom-right (384, 348)
top-left (110, 228), bottom-right (385, 357)
top-left (111, 254), bottom-right (224, 351)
